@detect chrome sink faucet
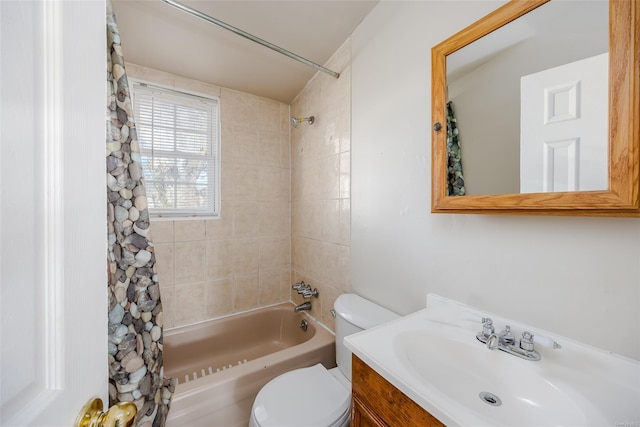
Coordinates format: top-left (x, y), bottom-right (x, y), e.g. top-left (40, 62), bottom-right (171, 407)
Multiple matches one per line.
top-left (476, 318), bottom-right (541, 361)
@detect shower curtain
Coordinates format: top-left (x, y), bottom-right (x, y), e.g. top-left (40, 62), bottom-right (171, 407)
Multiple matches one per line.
top-left (106, 1), bottom-right (176, 425)
top-left (446, 101), bottom-right (466, 196)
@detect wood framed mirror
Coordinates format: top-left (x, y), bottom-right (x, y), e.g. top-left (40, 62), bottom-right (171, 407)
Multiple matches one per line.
top-left (431, 0), bottom-right (639, 216)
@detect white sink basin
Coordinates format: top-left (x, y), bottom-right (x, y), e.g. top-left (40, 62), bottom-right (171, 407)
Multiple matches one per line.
top-left (344, 294), bottom-right (640, 427)
top-left (395, 328), bottom-right (605, 426)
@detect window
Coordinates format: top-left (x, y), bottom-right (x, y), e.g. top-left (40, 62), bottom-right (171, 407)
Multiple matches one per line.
top-left (131, 82), bottom-right (220, 217)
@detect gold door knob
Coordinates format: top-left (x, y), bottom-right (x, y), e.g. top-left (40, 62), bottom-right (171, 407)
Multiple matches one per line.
top-left (75, 398), bottom-right (137, 427)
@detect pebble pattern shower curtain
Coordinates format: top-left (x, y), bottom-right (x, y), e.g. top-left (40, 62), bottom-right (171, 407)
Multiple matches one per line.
top-left (446, 101), bottom-right (466, 196)
top-left (106, 1), bottom-right (176, 425)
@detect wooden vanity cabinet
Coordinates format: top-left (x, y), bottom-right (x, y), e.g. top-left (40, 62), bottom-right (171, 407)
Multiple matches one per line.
top-left (351, 355), bottom-right (445, 427)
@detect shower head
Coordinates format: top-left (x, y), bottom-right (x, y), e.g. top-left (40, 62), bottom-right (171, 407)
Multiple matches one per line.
top-left (290, 116), bottom-right (315, 128)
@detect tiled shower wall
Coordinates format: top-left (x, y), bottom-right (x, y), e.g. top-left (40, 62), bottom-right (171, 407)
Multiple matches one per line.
top-left (290, 40), bottom-right (352, 331)
top-left (126, 64), bottom-right (292, 329)
top-left (127, 39), bottom-right (351, 332)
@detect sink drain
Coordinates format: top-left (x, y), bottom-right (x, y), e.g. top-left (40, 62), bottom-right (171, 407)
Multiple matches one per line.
top-left (479, 391), bottom-right (502, 406)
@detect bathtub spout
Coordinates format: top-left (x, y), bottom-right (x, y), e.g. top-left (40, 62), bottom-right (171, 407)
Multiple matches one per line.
top-left (294, 302), bottom-right (312, 312)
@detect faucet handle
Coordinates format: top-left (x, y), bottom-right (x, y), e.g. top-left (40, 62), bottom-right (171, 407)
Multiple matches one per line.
top-left (500, 325), bottom-right (515, 345)
top-left (292, 281), bottom-right (305, 291)
top-left (302, 288), bottom-right (319, 299)
top-left (520, 331), bottom-right (535, 352)
top-left (481, 318), bottom-right (494, 336)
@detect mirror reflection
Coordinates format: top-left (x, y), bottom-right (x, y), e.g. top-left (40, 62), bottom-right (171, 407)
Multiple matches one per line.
top-left (446, 0), bottom-right (608, 196)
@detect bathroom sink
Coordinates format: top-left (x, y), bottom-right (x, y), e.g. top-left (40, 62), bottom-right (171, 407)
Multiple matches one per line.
top-left (344, 294), bottom-right (640, 427)
top-left (395, 328), bottom-right (606, 426)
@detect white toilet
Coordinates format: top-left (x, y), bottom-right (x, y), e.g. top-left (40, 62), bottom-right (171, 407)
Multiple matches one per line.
top-left (249, 293), bottom-right (399, 427)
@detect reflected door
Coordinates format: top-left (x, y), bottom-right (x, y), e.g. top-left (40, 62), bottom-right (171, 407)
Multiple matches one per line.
top-left (520, 53), bottom-right (608, 193)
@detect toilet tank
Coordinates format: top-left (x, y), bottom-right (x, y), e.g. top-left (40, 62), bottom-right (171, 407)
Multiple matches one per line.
top-left (333, 293), bottom-right (399, 382)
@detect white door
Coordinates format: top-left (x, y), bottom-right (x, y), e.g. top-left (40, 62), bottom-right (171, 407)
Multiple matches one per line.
top-left (1, 1), bottom-right (108, 425)
top-left (520, 53), bottom-right (608, 193)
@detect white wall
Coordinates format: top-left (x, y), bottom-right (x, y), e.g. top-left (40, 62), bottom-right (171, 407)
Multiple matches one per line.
top-left (351, 1), bottom-right (640, 360)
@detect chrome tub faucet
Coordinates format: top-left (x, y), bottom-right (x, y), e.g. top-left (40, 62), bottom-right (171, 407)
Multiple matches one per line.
top-left (294, 302), bottom-right (312, 312)
top-left (291, 281), bottom-right (319, 312)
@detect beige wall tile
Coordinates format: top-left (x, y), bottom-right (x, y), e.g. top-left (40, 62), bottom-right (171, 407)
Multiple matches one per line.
top-left (280, 133), bottom-right (290, 168)
top-left (290, 201), bottom-right (301, 237)
top-left (174, 220), bottom-right (205, 242)
top-left (222, 89), bottom-right (258, 126)
top-left (229, 166), bottom-right (259, 201)
top-left (258, 269), bottom-right (283, 306)
top-left (260, 131), bottom-right (281, 167)
top-left (306, 238), bottom-right (323, 280)
top-left (220, 161), bottom-right (233, 201)
top-left (206, 279), bottom-right (233, 318)
top-left (174, 282), bottom-right (206, 325)
top-left (154, 243), bottom-right (175, 288)
top-left (321, 118), bottom-right (341, 158)
top-left (338, 199), bottom-right (350, 246)
top-left (159, 286), bottom-right (175, 329)
top-left (258, 98), bottom-right (281, 132)
top-left (174, 241), bottom-right (206, 284)
top-left (129, 63), bottom-right (297, 326)
top-left (259, 236), bottom-right (290, 270)
top-left (177, 77), bottom-right (222, 98)
top-left (206, 239), bottom-right (233, 280)
top-left (233, 238), bottom-right (259, 275)
top-left (150, 220), bottom-right (174, 243)
top-left (323, 199), bottom-right (340, 244)
top-left (320, 242), bottom-right (339, 286)
top-left (303, 163), bottom-right (322, 200)
top-left (279, 103), bottom-right (290, 135)
top-left (232, 128), bottom-right (260, 165)
top-left (337, 106), bottom-right (351, 154)
top-left (206, 215), bottom-right (233, 240)
top-left (280, 268), bottom-right (291, 301)
top-left (337, 245), bottom-right (350, 292)
top-left (290, 39), bottom-right (352, 317)
top-left (234, 274), bottom-right (259, 311)
top-left (258, 166), bottom-right (284, 201)
top-left (306, 200), bottom-right (324, 240)
top-left (259, 201), bottom-right (289, 236)
top-left (323, 155), bottom-right (341, 200)
top-left (233, 201), bottom-right (260, 237)
top-left (126, 63), bottom-right (175, 88)
top-left (279, 168), bottom-right (291, 201)
top-left (339, 152), bottom-right (350, 199)
top-left (291, 236), bottom-right (305, 273)
top-left (320, 285), bottom-right (341, 332)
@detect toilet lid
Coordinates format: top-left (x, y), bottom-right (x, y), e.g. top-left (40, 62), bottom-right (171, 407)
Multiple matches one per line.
top-left (252, 363), bottom-right (350, 427)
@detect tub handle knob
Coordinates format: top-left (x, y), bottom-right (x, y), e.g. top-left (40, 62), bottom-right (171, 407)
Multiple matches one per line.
top-left (302, 288), bottom-right (319, 298)
top-left (293, 281), bottom-right (318, 298)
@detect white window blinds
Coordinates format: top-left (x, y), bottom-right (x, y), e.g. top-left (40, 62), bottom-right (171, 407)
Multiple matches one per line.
top-left (132, 82), bottom-right (220, 217)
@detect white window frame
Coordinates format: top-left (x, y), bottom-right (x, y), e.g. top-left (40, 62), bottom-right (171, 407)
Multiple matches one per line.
top-left (130, 79), bottom-right (221, 218)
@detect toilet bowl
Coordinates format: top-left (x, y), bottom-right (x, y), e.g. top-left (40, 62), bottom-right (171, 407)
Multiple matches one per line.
top-left (249, 294), bottom-right (399, 427)
top-left (249, 364), bottom-right (351, 427)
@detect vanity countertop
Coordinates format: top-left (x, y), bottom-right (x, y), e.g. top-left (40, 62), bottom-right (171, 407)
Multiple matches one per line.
top-left (344, 294), bottom-right (640, 427)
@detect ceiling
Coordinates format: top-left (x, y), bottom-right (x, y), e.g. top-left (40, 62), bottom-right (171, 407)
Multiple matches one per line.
top-left (111, 0), bottom-right (378, 103)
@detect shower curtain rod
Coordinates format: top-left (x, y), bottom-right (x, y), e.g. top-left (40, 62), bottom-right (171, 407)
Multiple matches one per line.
top-left (160, 0), bottom-right (340, 79)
